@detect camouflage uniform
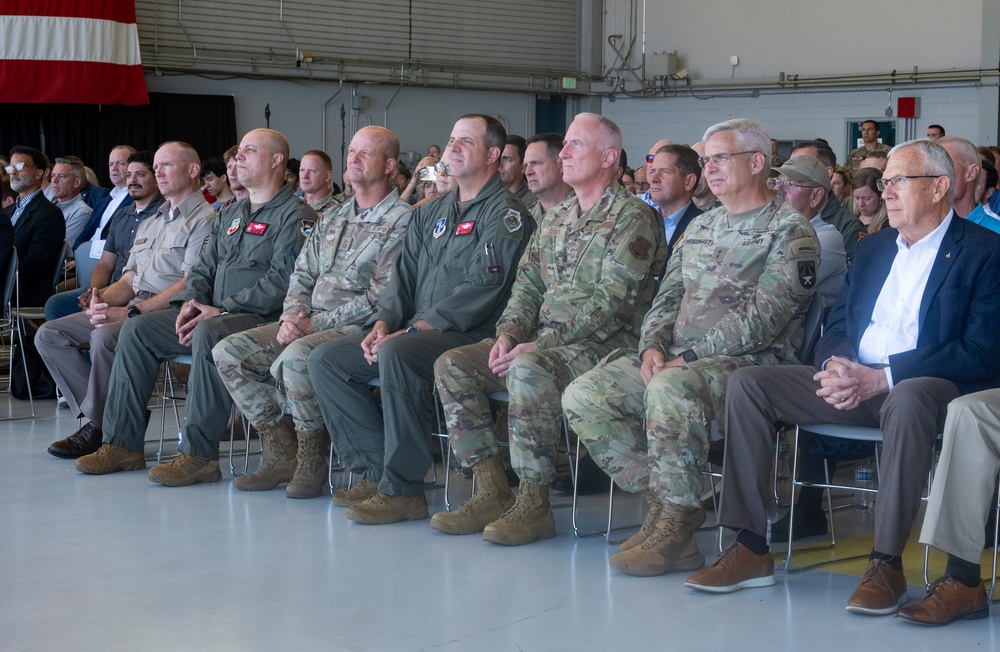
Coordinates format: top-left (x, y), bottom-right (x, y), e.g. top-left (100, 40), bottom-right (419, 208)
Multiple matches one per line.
top-left (213, 191), bottom-right (411, 433)
top-left (563, 194), bottom-right (819, 506)
top-left (847, 142), bottom-right (892, 172)
top-left (435, 181), bottom-right (666, 484)
top-left (309, 193), bottom-right (343, 214)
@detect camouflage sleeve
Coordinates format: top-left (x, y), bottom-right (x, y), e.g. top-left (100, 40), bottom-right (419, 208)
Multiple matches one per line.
top-left (373, 205), bottom-right (426, 331)
top-left (220, 205), bottom-right (311, 315)
top-left (689, 219), bottom-right (819, 359)
top-left (534, 210), bottom-right (664, 350)
top-left (281, 216), bottom-right (324, 318)
top-left (638, 238), bottom-right (685, 355)
top-left (494, 230), bottom-right (545, 343)
top-left (311, 212), bottom-right (410, 331)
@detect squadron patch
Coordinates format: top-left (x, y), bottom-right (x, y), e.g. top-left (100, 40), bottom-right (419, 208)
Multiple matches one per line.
top-left (629, 235), bottom-right (652, 260)
top-left (245, 221), bottom-right (268, 235)
top-left (433, 217), bottom-right (447, 239)
top-left (300, 219), bottom-right (315, 237)
top-left (226, 217), bottom-right (241, 235)
top-left (496, 208), bottom-right (525, 240)
top-left (455, 220), bottom-right (475, 236)
top-left (798, 260), bottom-right (816, 289)
top-left (502, 209), bottom-right (523, 233)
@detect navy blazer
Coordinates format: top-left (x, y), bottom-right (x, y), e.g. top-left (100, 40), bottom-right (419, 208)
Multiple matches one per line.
top-left (3, 193), bottom-right (66, 307)
top-left (815, 215), bottom-right (1000, 395)
top-left (73, 192), bottom-right (134, 249)
top-left (659, 201), bottom-right (704, 277)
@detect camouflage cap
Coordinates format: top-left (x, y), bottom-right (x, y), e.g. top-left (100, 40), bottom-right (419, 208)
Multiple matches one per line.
top-left (772, 156), bottom-right (830, 190)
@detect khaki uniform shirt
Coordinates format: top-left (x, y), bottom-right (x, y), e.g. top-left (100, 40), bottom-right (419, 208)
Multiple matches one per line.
top-left (124, 192), bottom-right (214, 296)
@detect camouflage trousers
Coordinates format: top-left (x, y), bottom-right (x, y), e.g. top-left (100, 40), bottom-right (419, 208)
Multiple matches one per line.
top-left (213, 322), bottom-right (361, 433)
top-left (434, 338), bottom-right (610, 485)
top-left (563, 350), bottom-right (753, 507)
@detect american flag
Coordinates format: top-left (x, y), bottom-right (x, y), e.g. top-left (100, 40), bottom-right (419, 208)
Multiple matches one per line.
top-left (0, 1), bottom-right (148, 105)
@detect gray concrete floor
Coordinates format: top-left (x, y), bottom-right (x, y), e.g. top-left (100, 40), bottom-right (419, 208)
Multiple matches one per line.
top-left (0, 395), bottom-right (996, 651)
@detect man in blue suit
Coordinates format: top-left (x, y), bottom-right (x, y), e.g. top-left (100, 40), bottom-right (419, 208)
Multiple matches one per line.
top-left (685, 139), bottom-right (1000, 616)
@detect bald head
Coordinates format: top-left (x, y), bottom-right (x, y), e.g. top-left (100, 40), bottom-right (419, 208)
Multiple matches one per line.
top-left (357, 125), bottom-right (401, 160)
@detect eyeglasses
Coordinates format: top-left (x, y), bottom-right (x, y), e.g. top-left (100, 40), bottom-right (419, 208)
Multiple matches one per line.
top-left (698, 151), bottom-right (757, 167)
top-left (434, 162), bottom-right (450, 174)
top-left (875, 175), bottom-right (941, 192)
top-left (4, 162), bottom-right (30, 174)
top-left (769, 179), bottom-right (820, 191)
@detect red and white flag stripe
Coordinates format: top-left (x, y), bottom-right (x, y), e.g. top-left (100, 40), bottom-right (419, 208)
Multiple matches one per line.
top-left (0, 0), bottom-right (148, 105)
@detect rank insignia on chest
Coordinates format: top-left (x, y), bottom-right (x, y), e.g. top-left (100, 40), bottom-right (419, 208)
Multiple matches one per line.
top-left (245, 221), bottom-right (269, 235)
top-left (300, 219), bottom-right (315, 237)
top-left (433, 217), bottom-right (447, 239)
top-left (227, 217), bottom-right (241, 235)
top-left (798, 260), bottom-right (816, 288)
top-left (502, 209), bottom-right (522, 232)
top-left (455, 220), bottom-right (475, 236)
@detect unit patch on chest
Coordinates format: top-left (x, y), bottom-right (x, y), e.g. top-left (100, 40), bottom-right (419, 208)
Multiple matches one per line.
top-left (227, 217), bottom-right (241, 235)
top-left (245, 221), bottom-right (268, 235)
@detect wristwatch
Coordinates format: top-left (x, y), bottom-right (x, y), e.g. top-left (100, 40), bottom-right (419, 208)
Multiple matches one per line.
top-left (126, 305), bottom-right (142, 319)
top-left (405, 326), bottom-right (420, 333)
top-left (682, 349), bottom-right (698, 363)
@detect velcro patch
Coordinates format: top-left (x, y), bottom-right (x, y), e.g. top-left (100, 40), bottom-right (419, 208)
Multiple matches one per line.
top-left (798, 260), bottom-right (816, 289)
top-left (245, 221), bottom-right (268, 235)
top-left (300, 219), bottom-right (315, 237)
top-left (455, 221), bottom-right (475, 236)
top-left (226, 217), bottom-right (241, 235)
top-left (629, 235), bottom-right (652, 260)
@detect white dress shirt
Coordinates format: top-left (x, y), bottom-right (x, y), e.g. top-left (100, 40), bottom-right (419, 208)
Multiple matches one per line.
top-left (858, 211), bottom-right (954, 388)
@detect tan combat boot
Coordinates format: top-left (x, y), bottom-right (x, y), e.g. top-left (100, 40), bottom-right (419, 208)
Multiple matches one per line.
top-left (609, 502), bottom-right (706, 576)
top-left (234, 416), bottom-right (297, 491)
top-left (482, 481), bottom-right (556, 546)
top-left (618, 489), bottom-right (664, 552)
top-left (285, 429), bottom-right (329, 499)
top-left (430, 456), bottom-right (515, 534)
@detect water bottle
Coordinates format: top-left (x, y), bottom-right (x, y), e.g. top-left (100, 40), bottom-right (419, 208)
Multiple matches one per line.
top-left (776, 438), bottom-right (790, 483)
top-left (854, 458), bottom-right (875, 511)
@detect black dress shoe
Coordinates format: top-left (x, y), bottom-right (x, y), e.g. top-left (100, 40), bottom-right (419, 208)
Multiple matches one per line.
top-left (47, 421), bottom-right (104, 459)
top-left (770, 508), bottom-right (828, 542)
top-left (552, 452), bottom-right (610, 496)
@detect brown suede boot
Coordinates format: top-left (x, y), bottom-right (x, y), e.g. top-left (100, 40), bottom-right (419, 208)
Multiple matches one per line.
top-left (609, 502), bottom-right (706, 576)
top-left (234, 416), bottom-right (297, 491)
top-left (285, 429), bottom-right (329, 499)
top-left (430, 456), bottom-right (515, 535)
top-left (618, 489), bottom-right (663, 552)
top-left (482, 481), bottom-right (556, 546)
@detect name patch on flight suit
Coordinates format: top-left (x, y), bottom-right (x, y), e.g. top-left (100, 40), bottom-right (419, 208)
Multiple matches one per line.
top-left (245, 221), bottom-right (268, 235)
top-left (300, 219), bottom-right (315, 237)
top-left (455, 221), bottom-right (475, 236)
top-left (226, 217), bottom-right (241, 235)
top-left (433, 217), bottom-right (447, 239)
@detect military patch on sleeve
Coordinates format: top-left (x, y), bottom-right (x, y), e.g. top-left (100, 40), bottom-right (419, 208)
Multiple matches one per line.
top-left (798, 260), bottom-right (816, 289)
top-left (496, 208), bottom-right (524, 240)
top-left (226, 217), bottom-right (241, 235)
top-left (629, 235), bottom-right (652, 260)
top-left (300, 219), bottom-right (316, 237)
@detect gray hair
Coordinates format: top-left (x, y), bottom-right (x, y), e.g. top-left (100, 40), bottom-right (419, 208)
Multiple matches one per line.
top-left (888, 138), bottom-right (955, 204)
top-left (702, 118), bottom-right (771, 169)
top-left (575, 112), bottom-right (623, 165)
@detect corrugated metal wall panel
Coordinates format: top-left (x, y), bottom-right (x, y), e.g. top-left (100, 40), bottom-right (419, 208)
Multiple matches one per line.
top-left (135, 0), bottom-right (578, 79)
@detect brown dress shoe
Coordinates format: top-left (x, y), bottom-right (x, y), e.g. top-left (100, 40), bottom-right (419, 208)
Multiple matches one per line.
top-left (48, 421), bottom-right (103, 459)
top-left (685, 541), bottom-right (775, 593)
top-left (896, 575), bottom-right (989, 626)
top-left (846, 558), bottom-right (909, 615)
